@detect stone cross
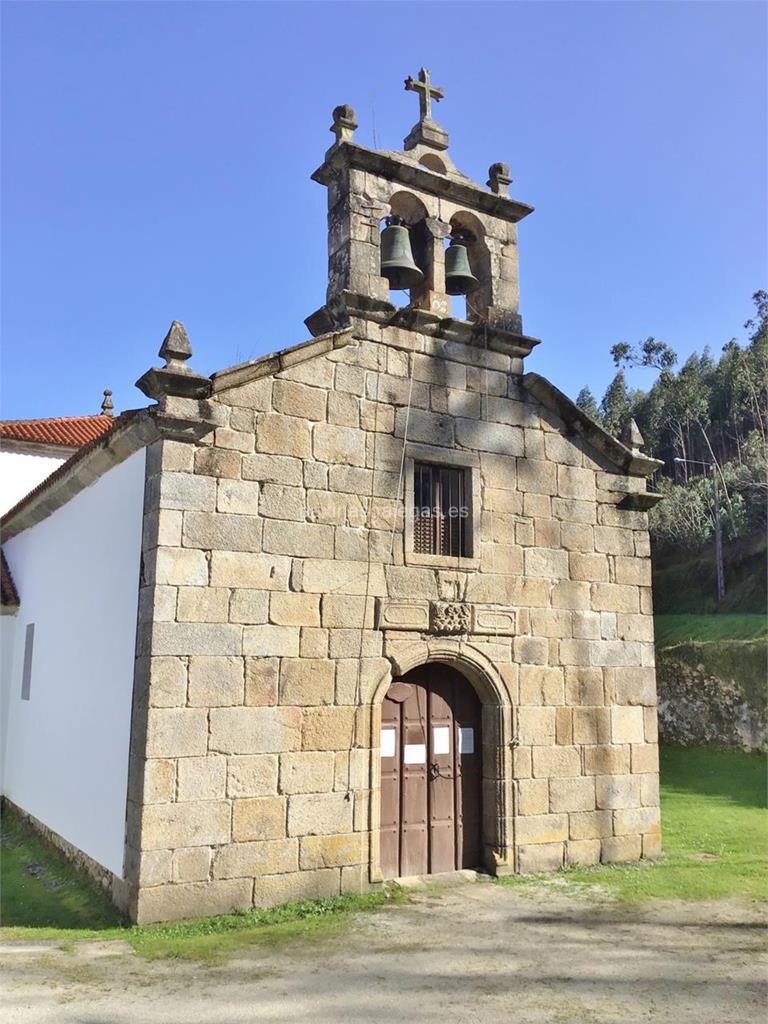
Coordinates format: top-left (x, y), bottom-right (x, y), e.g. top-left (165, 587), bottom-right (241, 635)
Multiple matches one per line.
top-left (405, 67), bottom-right (444, 122)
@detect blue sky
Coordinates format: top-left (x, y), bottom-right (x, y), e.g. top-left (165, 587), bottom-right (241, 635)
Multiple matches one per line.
top-left (2, 1), bottom-right (765, 420)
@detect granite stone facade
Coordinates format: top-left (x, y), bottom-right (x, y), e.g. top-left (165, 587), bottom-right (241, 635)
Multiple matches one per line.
top-left (113, 79), bottom-right (664, 923)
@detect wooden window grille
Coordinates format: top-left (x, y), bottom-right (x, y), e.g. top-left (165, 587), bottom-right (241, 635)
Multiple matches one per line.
top-left (413, 462), bottom-right (469, 557)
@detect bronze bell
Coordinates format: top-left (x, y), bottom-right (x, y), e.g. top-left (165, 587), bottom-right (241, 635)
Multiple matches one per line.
top-left (445, 237), bottom-right (479, 295)
top-left (380, 217), bottom-right (424, 290)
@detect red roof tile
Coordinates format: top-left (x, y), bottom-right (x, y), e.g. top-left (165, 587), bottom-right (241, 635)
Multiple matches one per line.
top-left (1, 551), bottom-right (19, 607)
top-left (0, 415), bottom-right (115, 448)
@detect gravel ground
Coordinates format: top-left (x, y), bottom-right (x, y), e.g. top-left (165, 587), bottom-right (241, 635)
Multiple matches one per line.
top-left (2, 880), bottom-right (766, 1023)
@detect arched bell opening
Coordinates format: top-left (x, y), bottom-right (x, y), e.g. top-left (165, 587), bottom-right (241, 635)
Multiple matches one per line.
top-left (379, 191), bottom-right (430, 309)
top-left (448, 211), bottom-right (491, 323)
top-left (371, 647), bottom-right (514, 882)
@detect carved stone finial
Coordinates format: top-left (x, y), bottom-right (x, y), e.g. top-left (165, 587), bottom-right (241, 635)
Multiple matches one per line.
top-left (330, 104), bottom-right (357, 146)
top-left (621, 418), bottom-right (645, 451)
top-left (100, 388), bottom-right (114, 417)
top-left (404, 68), bottom-right (444, 123)
top-left (487, 162), bottom-right (512, 197)
top-left (135, 320), bottom-right (211, 401)
top-left (159, 320), bottom-right (193, 370)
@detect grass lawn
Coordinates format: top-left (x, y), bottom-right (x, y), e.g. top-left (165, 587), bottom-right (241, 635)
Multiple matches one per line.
top-left (654, 613), bottom-right (767, 646)
top-left (501, 745), bottom-right (768, 902)
top-left (2, 746), bottom-right (766, 957)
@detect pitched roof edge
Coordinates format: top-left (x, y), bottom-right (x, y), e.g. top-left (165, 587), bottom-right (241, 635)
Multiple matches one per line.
top-left (0, 409), bottom-right (159, 542)
top-left (521, 373), bottom-right (662, 478)
top-left (210, 328), bottom-right (355, 393)
top-left (1, 550), bottom-right (19, 610)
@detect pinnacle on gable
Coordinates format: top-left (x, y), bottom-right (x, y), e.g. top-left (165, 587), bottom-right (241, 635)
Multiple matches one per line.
top-left (621, 418), bottom-right (646, 451)
top-left (135, 320), bottom-right (211, 401)
top-left (159, 320), bottom-right (193, 368)
top-left (100, 388), bottom-right (114, 417)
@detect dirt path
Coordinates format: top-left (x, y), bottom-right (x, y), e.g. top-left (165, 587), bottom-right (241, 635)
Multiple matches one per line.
top-left (2, 881), bottom-right (766, 1023)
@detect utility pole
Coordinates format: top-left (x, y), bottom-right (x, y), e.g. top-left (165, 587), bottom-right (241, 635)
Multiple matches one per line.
top-left (674, 457), bottom-right (725, 604)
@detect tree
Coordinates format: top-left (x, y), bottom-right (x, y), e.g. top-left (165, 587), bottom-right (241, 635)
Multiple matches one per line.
top-left (600, 371), bottom-right (632, 437)
top-left (611, 337), bottom-right (678, 373)
top-left (575, 386), bottom-right (600, 422)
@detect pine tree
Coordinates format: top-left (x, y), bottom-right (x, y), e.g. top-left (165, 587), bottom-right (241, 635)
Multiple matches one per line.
top-left (575, 386), bottom-right (600, 422)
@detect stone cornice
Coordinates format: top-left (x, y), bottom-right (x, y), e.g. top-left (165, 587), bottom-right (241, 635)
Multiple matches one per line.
top-left (211, 328), bottom-right (355, 393)
top-left (522, 373), bottom-right (663, 479)
top-left (312, 142), bottom-right (535, 224)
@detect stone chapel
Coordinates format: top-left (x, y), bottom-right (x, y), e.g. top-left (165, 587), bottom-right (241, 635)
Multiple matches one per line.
top-left (0, 70), bottom-right (663, 924)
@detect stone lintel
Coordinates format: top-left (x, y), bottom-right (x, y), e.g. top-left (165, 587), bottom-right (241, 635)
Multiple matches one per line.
top-left (376, 599), bottom-right (517, 637)
top-left (522, 372), bottom-right (663, 479)
top-left (312, 142), bottom-right (534, 225)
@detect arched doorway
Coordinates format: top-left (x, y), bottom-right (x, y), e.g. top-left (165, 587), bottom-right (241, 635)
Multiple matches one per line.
top-left (379, 663), bottom-right (482, 878)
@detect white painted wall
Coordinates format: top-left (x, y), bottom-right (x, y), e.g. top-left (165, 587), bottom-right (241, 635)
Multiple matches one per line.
top-left (0, 449), bottom-right (70, 516)
top-left (1, 449), bottom-right (146, 876)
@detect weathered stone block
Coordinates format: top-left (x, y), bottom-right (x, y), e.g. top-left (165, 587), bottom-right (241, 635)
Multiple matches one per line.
top-left (519, 665), bottom-right (564, 705)
top-left (630, 743), bottom-right (659, 774)
top-left (591, 583), bottom-right (640, 614)
top-left (226, 754), bottom-right (279, 798)
top-left (194, 448), bottom-right (241, 480)
top-left (217, 477), bottom-right (260, 516)
top-left (209, 706), bottom-right (301, 754)
top-left (241, 453), bottom-right (303, 486)
top-left (549, 776), bottom-right (595, 813)
top-left (557, 465), bottom-right (596, 501)
top-left (595, 774), bottom-right (641, 809)
top-left (516, 778), bottom-right (550, 816)
top-left (243, 624), bottom-right (300, 657)
top-left (177, 755), bottom-right (227, 801)
top-left (142, 801), bottom-right (231, 850)
top-left (566, 839), bottom-right (601, 866)
top-left (513, 635), bottom-right (550, 665)
top-left (269, 593), bottom-right (321, 626)
top-left (611, 706), bottom-right (646, 744)
top-left (572, 707), bottom-right (611, 745)
top-left (605, 667), bottom-right (656, 706)
top-left (146, 708), bottom-right (208, 758)
top-left (298, 559), bottom-right (387, 596)
top-left (280, 659), bottom-right (335, 706)
top-left (287, 792), bottom-right (354, 837)
top-left (188, 656), bottom-right (244, 707)
top-left (569, 809), bottom-right (614, 840)
top-left (252, 868), bottom-right (340, 908)
top-left (564, 667), bottom-right (605, 706)
top-left (143, 758), bottom-right (176, 803)
top-left (151, 622), bottom-right (241, 657)
top-left (517, 842), bottom-right (564, 873)
top-left (299, 833), bottom-right (364, 869)
top-left (177, 586), bottom-right (229, 623)
top-left (516, 707), bottom-right (556, 746)
top-left (135, 879), bottom-right (251, 925)
top-left (158, 472), bottom-right (217, 512)
top-left (148, 657), bottom-right (188, 708)
top-left (213, 839), bottom-right (298, 879)
top-left (516, 459), bottom-right (557, 495)
top-left (614, 806), bottom-right (660, 836)
top-left (515, 813), bottom-right (568, 845)
top-left (314, 423), bottom-right (367, 466)
top-left (279, 751), bottom-right (336, 795)
top-left (154, 547), bottom-right (208, 586)
top-left (302, 706), bottom-right (357, 751)
top-left (273, 379), bottom-right (327, 421)
top-left (263, 520), bottom-right (334, 559)
top-left (321, 594), bottom-right (376, 629)
top-left (182, 511), bottom-right (261, 552)
top-left (531, 745), bottom-right (581, 778)
top-left (139, 850), bottom-right (172, 887)
top-left (601, 834), bottom-right (642, 863)
top-left (230, 589), bottom-right (269, 624)
top-left (569, 553), bottom-right (609, 583)
top-left (524, 547), bottom-right (569, 580)
top-left (210, 551), bottom-right (291, 589)
top-left (232, 796), bottom-right (286, 841)
top-left (583, 744), bottom-right (631, 775)
top-left (244, 657), bottom-right (279, 706)
top-left (640, 772), bottom-right (660, 807)
top-left (256, 413), bottom-right (312, 458)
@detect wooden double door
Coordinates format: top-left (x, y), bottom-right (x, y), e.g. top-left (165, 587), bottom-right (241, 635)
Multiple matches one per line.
top-left (380, 664), bottom-right (482, 878)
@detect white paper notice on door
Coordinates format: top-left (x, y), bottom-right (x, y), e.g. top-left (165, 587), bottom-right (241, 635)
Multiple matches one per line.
top-left (459, 727), bottom-right (475, 754)
top-left (432, 726), bottom-right (450, 755)
top-left (404, 743), bottom-right (427, 764)
top-left (380, 728), bottom-right (396, 758)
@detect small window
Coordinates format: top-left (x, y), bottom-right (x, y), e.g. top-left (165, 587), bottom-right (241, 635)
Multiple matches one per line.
top-left (413, 462), bottom-right (470, 557)
top-left (21, 623), bottom-right (35, 700)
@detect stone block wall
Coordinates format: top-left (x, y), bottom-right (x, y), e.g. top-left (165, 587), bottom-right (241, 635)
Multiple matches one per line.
top-left (123, 323), bottom-right (660, 923)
